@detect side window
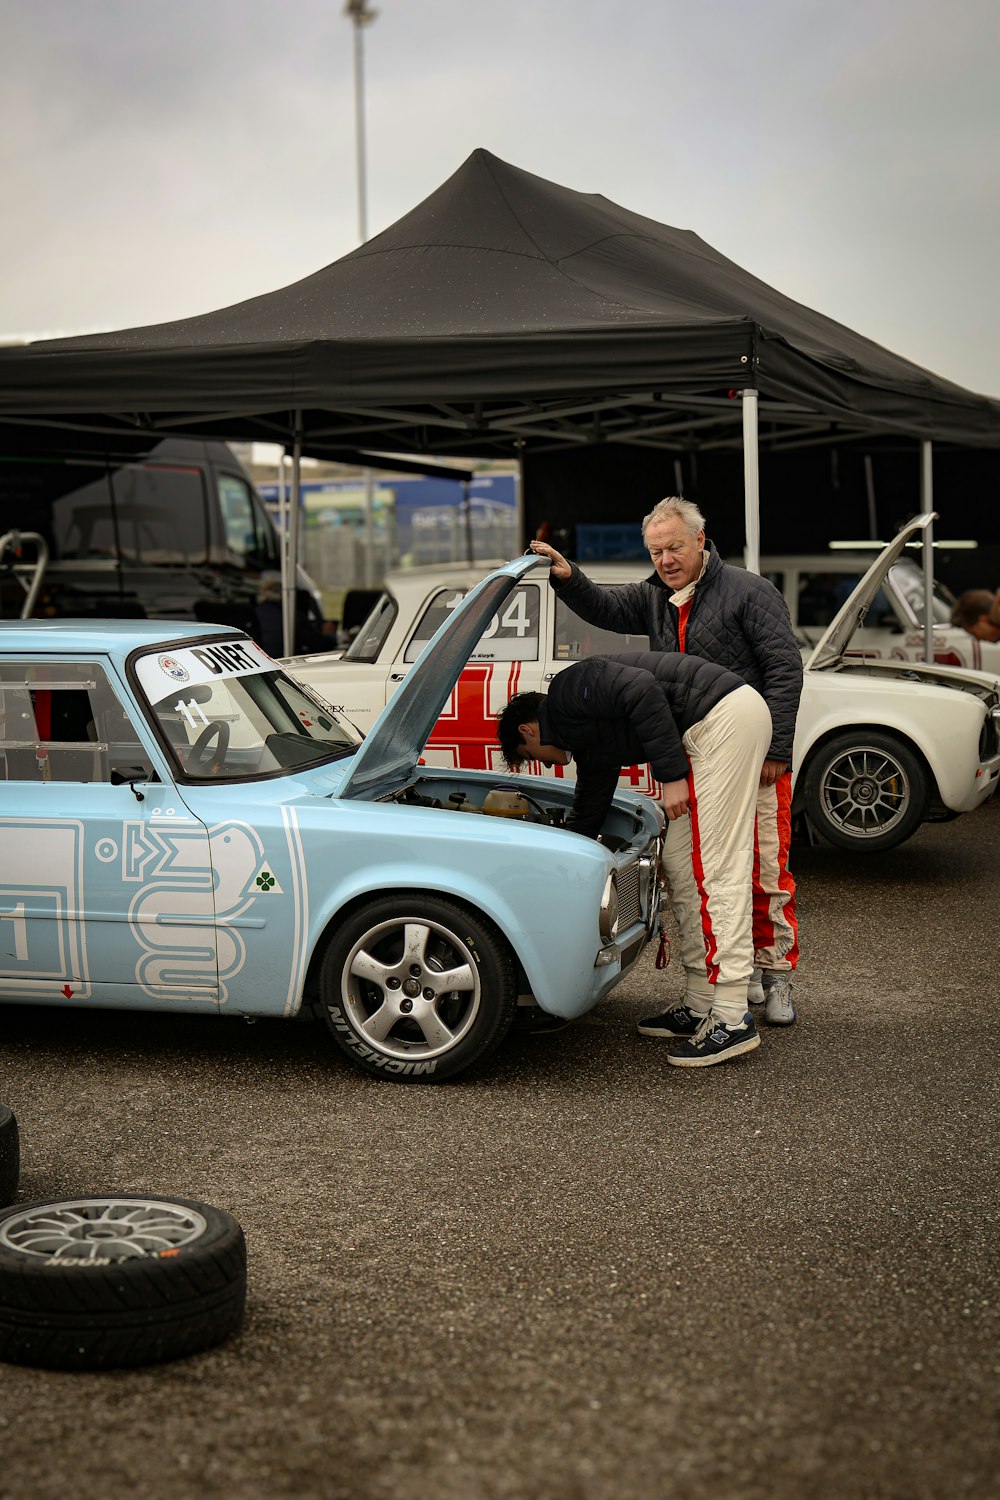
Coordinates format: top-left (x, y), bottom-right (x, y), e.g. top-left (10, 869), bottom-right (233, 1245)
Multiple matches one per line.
top-left (796, 571), bottom-right (865, 629)
top-left (111, 463), bottom-right (208, 565)
top-left (0, 661), bottom-right (153, 784)
top-left (404, 586), bottom-right (540, 664)
top-left (553, 598), bottom-right (649, 661)
top-left (218, 474), bottom-right (279, 568)
top-left (344, 593), bottom-right (397, 662)
top-left (46, 467), bottom-right (118, 560)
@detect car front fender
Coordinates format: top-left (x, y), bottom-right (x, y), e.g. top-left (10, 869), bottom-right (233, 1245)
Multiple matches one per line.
top-left (295, 806), bottom-right (620, 1019)
top-left (794, 674), bottom-right (991, 810)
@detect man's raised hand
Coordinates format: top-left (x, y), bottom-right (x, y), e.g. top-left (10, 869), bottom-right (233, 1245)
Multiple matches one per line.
top-left (528, 540), bottom-right (572, 579)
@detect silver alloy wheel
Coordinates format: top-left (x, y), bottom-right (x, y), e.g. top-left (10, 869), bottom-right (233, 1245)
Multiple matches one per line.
top-left (818, 742), bottom-right (911, 839)
top-left (0, 1199), bottom-right (208, 1261)
top-left (341, 914), bottom-right (482, 1062)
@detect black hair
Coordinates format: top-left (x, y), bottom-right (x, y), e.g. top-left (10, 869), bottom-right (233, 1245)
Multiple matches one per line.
top-left (496, 691), bottom-right (546, 772)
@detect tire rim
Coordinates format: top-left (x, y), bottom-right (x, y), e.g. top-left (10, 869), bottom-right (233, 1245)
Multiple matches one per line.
top-left (340, 915), bottom-right (482, 1062)
top-left (0, 1199), bottom-right (208, 1260)
top-left (820, 744), bottom-right (911, 839)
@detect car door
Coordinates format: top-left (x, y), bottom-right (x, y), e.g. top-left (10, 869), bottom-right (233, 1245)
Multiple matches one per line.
top-left (0, 656), bottom-right (218, 1010)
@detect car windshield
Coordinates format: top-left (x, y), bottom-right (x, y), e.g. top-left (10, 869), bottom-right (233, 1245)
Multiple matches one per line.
top-left (889, 560), bottom-right (954, 626)
top-left (343, 592), bottom-right (396, 661)
top-left (134, 637), bottom-right (359, 781)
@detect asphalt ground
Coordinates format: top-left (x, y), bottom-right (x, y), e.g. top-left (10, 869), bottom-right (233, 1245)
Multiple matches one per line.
top-left (0, 802), bottom-right (997, 1500)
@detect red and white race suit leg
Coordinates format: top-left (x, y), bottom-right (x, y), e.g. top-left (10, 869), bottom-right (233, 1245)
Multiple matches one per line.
top-left (752, 771), bottom-right (799, 972)
top-left (659, 684), bottom-right (772, 1025)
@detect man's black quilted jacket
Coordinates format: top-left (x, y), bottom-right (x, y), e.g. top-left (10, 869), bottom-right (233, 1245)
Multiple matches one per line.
top-left (539, 651), bottom-right (749, 838)
top-left (551, 541), bottom-right (803, 763)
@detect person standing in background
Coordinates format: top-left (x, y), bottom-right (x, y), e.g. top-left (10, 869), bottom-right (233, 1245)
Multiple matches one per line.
top-left (950, 589), bottom-right (1000, 643)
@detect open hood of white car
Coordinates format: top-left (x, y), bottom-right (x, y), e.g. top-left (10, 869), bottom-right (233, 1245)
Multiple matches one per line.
top-left (334, 553), bottom-right (544, 799)
top-left (805, 511), bottom-right (937, 671)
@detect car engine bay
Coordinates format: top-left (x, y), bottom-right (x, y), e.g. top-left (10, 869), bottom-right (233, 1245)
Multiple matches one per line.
top-left (384, 773), bottom-right (650, 850)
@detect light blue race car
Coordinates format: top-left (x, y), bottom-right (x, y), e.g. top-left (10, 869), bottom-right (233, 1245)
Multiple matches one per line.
top-left (0, 556), bottom-right (663, 1082)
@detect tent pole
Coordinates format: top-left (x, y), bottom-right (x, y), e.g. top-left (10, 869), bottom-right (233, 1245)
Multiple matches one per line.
top-left (864, 453), bottom-right (878, 539)
top-left (921, 440), bottom-right (934, 664)
top-left (515, 446), bottom-right (526, 552)
top-left (741, 388), bottom-right (761, 574)
top-left (278, 449), bottom-right (291, 653)
top-left (283, 417), bottom-right (303, 656)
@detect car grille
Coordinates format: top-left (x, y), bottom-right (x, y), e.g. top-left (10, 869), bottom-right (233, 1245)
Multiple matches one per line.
top-left (618, 863), bottom-right (642, 931)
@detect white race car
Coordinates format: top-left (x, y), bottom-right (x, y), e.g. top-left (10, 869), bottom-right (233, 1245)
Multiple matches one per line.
top-left (285, 516), bottom-right (1000, 853)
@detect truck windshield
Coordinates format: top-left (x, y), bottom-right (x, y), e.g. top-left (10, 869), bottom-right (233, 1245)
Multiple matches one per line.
top-left (134, 637), bottom-right (359, 781)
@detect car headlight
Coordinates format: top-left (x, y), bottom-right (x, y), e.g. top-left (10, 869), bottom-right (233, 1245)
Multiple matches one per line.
top-left (599, 872), bottom-right (620, 943)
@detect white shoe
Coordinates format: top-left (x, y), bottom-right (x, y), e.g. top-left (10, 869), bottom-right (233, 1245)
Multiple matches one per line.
top-left (748, 966), bottom-right (765, 1005)
top-left (763, 973), bottom-right (796, 1026)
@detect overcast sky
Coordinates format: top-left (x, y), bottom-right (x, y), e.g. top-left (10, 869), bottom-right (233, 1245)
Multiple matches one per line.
top-left (2, 0), bottom-right (998, 395)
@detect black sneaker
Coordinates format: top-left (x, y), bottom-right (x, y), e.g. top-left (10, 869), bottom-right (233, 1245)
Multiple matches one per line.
top-left (636, 1003), bottom-right (703, 1038)
top-left (667, 1011), bottom-right (761, 1068)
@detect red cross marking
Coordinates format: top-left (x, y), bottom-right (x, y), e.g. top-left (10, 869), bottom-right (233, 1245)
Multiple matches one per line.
top-left (427, 664), bottom-right (522, 771)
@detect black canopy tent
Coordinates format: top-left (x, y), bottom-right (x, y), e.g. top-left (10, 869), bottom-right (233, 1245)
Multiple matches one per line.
top-left (2, 148), bottom-right (998, 646)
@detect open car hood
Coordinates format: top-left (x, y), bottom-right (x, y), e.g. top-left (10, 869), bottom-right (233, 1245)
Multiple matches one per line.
top-left (805, 511), bottom-right (937, 672)
top-left (335, 554), bottom-right (544, 799)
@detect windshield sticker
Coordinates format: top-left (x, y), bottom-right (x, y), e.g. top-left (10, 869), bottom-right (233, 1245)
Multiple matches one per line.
top-left (136, 639), bottom-right (272, 704)
top-left (158, 655), bottom-right (190, 682)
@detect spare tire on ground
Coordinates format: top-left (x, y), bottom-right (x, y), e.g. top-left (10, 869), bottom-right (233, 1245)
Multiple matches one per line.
top-left (0, 1195), bottom-right (247, 1369)
top-left (0, 1107), bottom-right (18, 1208)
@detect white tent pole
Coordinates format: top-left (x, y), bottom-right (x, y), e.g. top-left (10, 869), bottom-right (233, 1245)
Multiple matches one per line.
top-left (283, 417), bottom-right (303, 655)
top-left (921, 440), bottom-right (934, 664)
top-left (278, 449), bottom-right (291, 653)
top-left (742, 388), bottom-right (761, 574)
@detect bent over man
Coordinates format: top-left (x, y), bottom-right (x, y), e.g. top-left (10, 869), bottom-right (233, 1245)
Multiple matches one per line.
top-left (496, 652), bottom-right (772, 1068)
top-left (530, 495), bottom-right (803, 1028)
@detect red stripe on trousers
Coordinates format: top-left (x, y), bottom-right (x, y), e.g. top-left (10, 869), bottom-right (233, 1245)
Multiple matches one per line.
top-left (751, 770), bottom-right (799, 965)
top-left (687, 761), bottom-right (720, 985)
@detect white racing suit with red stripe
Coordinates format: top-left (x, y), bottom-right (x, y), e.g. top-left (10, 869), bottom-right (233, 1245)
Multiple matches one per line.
top-left (659, 683), bottom-right (772, 1023)
top-left (539, 652), bottom-right (771, 1023)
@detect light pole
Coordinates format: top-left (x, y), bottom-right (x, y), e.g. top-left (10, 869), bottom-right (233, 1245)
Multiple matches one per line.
top-left (344, 0), bottom-right (377, 246)
top-left (345, 0), bottom-right (378, 585)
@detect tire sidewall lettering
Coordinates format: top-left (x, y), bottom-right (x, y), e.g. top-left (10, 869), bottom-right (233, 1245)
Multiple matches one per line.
top-left (326, 1005), bottom-right (439, 1075)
